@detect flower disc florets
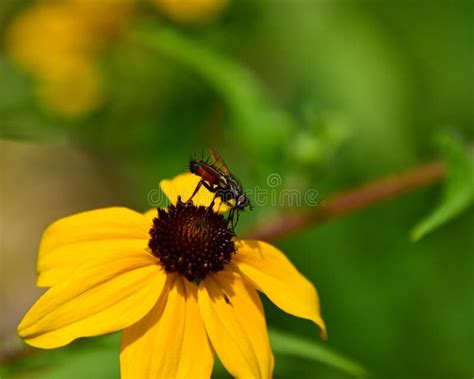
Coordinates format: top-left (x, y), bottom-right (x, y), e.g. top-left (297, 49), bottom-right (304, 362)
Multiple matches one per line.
top-left (148, 198), bottom-right (236, 281)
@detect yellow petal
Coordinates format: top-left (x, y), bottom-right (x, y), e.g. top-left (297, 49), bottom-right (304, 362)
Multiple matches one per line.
top-left (40, 207), bottom-right (150, 250)
top-left (121, 276), bottom-right (213, 379)
top-left (37, 207), bottom-right (151, 287)
top-left (160, 172), bottom-right (229, 212)
top-left (18, 250), bottom-right (165, 348)
top-left (143, 208), bottom-right (158, 224)
top-left (234, 240), bottom-right (327, 339)
top-left (199, 271), bottom-right (274, 378)
top-left (37, 239), bottom-right (149, 287)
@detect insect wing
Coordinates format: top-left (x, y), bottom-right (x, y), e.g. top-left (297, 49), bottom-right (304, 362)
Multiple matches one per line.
top-left (209, 148), bottom-right (231, 175)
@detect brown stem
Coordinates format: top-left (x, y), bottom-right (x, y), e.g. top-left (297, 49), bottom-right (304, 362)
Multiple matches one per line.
top-left (0, 347), bottom-right (39, 365)
top-left (244, 160), bottom-right (447, 241)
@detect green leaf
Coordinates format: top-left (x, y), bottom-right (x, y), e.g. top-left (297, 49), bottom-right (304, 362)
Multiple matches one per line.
top-left (2, 331), bottom-right (369, 378)
top-left (130, 23), bottom-right (295, 152)
top-left (34, 349), bottom-right (119, 379)
top-left (269, 329), bottom-right (368, 377)
top-left (1, 334), bottom-right (120, 379)
top-left (411, 132), bottom-right (474, 241)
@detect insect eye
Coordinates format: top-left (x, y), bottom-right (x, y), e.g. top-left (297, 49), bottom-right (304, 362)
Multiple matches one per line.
top-left (238, 195), bottom-right (248, 207)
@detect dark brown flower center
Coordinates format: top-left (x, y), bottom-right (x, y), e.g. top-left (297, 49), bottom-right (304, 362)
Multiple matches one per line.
top-left (148, 198), bottom-right (236, 282)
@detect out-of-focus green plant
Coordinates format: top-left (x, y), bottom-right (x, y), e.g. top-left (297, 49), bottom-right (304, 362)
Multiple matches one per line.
top-left (411, 132), bottom-right (474, 241)
top-left (1, 330), bottom-right (368, 379)
top-left (153, 0), bottom-right (229, 24)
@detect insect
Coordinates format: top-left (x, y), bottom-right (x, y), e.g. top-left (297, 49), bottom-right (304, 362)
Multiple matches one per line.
top-left (188, 148), bottom-right (252, 230)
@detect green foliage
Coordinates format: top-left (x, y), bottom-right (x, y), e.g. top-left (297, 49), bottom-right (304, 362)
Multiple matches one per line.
top-left (411, 132), bottom-right (474, 241)
top-left (269, 329), bottom-right (368, 377)
top-left (0, 56), bottom-right (72, 144)
top-left (2, 330), bottom-right (367, 378)
top-left (133, 23), bottom-right (296, 159)
top-left (0, 335), bottom-right (119, 379)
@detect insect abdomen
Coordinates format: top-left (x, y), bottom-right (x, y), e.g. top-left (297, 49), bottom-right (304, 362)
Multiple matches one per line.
top-left (189, 161), bottom-right (219, 185)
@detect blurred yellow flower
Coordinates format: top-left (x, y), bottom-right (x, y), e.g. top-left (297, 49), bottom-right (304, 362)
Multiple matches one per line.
top-left (7, 3), bottom-right (96, 77)
top-left (18, 173), bottom-right (326, 378)
top-left (6, 0), bottom-right (229, 117)
top-left (6, 0), bottom-right (133, 118)
top-left (35, 62), bottom-right (104, 118)
top-left (68, 0), bottom-right (134, 39)
top-left (154, 0), bottom-right (229, 23)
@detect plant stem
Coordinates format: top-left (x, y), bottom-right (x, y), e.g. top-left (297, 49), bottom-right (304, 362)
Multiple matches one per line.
top-left (244, 161), bottom-right (447, 241)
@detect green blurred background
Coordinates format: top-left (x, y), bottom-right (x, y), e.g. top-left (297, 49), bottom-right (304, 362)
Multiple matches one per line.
top-left (1, 0), bottom-right (473, 378)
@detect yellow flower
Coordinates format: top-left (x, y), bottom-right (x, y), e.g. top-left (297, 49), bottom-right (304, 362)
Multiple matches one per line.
top-left (154, 0), bottom-right (229, 23)
top-left (6, 0), bottom-right (133, 117)
top-left (6, 3), bottom-right (98, 79)
top-left (18, 173), bottom-right (326, 378)
top-left (35, 59), bottom-right (105, 118)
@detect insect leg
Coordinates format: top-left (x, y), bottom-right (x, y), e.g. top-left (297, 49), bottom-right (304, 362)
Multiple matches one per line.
top-left (208, 192), bottom-right (218, 210)
top-left (229, 208), bottom-right (240, 232)
top-left (200, 180), bottom-right (216, 193)
top-left (216, 200), bottom-right (223, 213)
top-left (198, 181), bottom-right (220, 210)
top-left (186, 180), bottom-right (203, 203)
top-left (226, 207), bottom-right (235, 225)
top-left (234, 210), bottom-right (240, 229)
top-left (187, 180), bottom-right (216, 203)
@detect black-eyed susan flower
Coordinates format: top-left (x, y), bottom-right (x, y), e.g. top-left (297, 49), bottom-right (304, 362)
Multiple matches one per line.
top-left (18, 173), bottom-right (326, 378)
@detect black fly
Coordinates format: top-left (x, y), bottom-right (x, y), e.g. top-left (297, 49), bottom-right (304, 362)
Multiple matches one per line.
top-left (188, 148), bottom-right (252, 230)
